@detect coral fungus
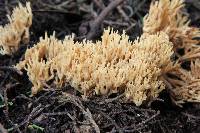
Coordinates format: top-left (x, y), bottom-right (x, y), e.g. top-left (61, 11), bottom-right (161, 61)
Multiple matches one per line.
top-left (14, 0), bottom-right (200, 105)
top-left (143, 0), bottom-right (200, 104)
top-left (165, 59), bottom-right (200, 103)
top-left (143, 0), bottom-right (200, 56)
top-left (16, 29), bottom-right (173, 106)
top-left (0, 2), bottom-right (32, 55)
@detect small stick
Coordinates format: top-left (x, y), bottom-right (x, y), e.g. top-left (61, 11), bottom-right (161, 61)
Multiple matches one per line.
top-left (5, 0), bottom-right (10, 15)
top-left (182, 112), bottom-right (200, 120)
top-left (61, 93), bottom-right (100, 133)
top-left (117, 5), bottom-right (130, 21)
top-left (93, 0), bottom-right (105, 9)
top-left (0, 66), bottom-right (23, 75)
top-left (99, 93), bottom-right (125, 104)
top-left (124, 111), bottom-right (160, 132)
top-left (87, 0), bottom-right (124, 40)
top-left (3, 88), bottom-right (22, 133)
top-left (98, 110), bottom-right (123, 133)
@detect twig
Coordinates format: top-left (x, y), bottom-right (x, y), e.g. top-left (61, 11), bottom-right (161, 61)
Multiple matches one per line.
top-left (0, 72), bottom-right (9, 88)
top-left (182, 112), bottom-right (200, 120)
top-left (93, 0), bottom-right (105, 9)
top-left (103, 20), bottom-right (129, 26)
top-left (15, 94), bottom-right (32, 101)
top-left (158, 121), bottom-right (166, 133)
top-left (132, 0), bottom-right (146, 17)
top-left (0, 72), bottom-right (21, 133)
top-left (124, 111), bottom-right (160, 132)
top-left (99, 93), bottom-right (125, 104)
top-left (24, 104), bottom-right (44, 132)
top-left (85, 108), bottom-right (100, 133)
top-left (29, 91), bottom-right (56, 109)
top-left (4, 0), bottom-right (10, 15)
top-left (9, 104), bottom-right (48, 132)
top-left (37, 0), bottom-right (74, 12)
top-left (61, 93), bottom-right (100, 133)
top-left (3, 88), bottom-right (22, 133)
top-left (98, 110), bottom-right (123, 133)
top-left (123, 5), bottom-right (134, 17)
top-left (117, 5), bottom-right (130, 21)
top-left (43, 111), bottom-right (72, 117)
top-left (86, 0), bottom-right (124, 40)
top-left (0, 66), bottom-right (23, 75)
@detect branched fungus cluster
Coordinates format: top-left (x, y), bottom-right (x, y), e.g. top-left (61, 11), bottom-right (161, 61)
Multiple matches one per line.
top-left (0, 0), bottom-right (198, 106)
top-left (143, 0), bottom-right (200, 104)
top-left (0, 2), bottom-right (32, 55)
top-left (16, 30), bottom-right (173, 106)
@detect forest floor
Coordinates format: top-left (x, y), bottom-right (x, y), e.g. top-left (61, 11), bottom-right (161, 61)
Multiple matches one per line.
top-left (0, 0), bottom-right (200, 133)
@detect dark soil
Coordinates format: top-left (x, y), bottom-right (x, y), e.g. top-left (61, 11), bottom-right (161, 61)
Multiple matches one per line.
top-left (0, 0), bottom-right (200, 133)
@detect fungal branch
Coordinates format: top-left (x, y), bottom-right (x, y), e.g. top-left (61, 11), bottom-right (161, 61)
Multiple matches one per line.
top-left (0, 2), bottom-right (32, 55)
